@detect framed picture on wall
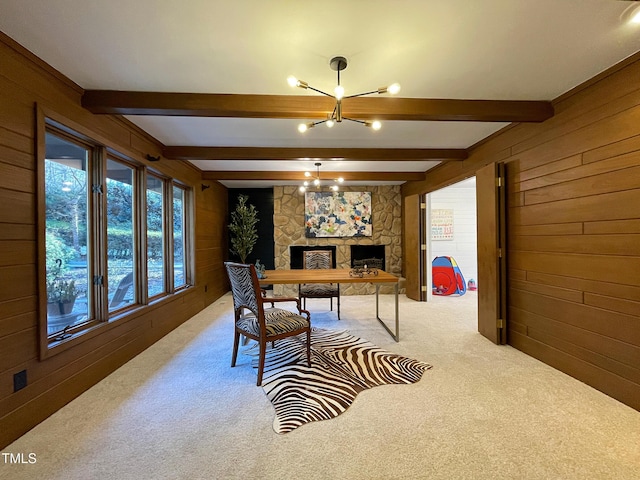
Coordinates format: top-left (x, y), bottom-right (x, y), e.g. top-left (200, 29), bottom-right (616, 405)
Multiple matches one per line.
top-left (431, 208), bottom-right (454, 240)
top-left (305, 191), bottom-right (372, 237)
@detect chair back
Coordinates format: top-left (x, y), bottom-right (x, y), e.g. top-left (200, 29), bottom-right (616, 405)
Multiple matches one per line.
top-left (303, 250), bottom-right (332, 270)
top-left (109, 272), bottom-right (133, 309)
top-left (224, 262), bottom-right (262, 318)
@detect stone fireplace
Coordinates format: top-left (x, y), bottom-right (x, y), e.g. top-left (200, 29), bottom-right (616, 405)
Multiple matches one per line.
top-left (272, 185), bottom-right (403, 296)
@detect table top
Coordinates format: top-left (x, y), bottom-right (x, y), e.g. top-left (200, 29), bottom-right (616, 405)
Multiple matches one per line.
top-left (257, 268), bottom-right (399, 285)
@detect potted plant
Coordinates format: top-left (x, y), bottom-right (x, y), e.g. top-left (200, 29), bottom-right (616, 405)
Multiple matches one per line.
top-left (228, 194), bottom-right (259, 264)
top-left (47, 277), bottom-right (80, 316)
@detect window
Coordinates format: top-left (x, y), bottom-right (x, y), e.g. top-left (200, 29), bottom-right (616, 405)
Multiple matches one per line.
top-left (40, 116), bottom-right (192, 353)
top-left (146, 173), bottom-right (165, 298)
top-left (173, 185), bottom-right (187, 289)
top-left (44, 133), bottom-right (92, 335)
top-left (107, 159), bottom-right (136, 311)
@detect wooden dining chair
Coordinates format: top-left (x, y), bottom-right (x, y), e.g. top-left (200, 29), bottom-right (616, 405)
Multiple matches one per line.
top-left (224, 262), bottom-right (311, 386)
top-left (299, 250), bottom-right (341, 319)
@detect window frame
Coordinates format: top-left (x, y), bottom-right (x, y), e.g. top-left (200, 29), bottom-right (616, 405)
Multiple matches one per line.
top-left (146, 170), bottom-right (169, 302)
top-left (105, 154), bottom-right (142, 315)
top-left (42, 127), bottom-right (100, 337)
top-left (36, 106), bottom-right (194, 359)
top-left (171, 182), bottom-right (192, 292)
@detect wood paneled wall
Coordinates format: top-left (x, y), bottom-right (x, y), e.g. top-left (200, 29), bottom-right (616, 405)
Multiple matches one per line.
top-left (403, 53), bottom-right (640, 410)
top-left (0, 33), bottom-right (228, 448)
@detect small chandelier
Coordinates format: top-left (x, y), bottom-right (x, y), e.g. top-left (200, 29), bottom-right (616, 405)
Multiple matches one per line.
top-left (288, 56), bottom-right (400, 133)
top-left (299, 162), bottom-right (344, 193)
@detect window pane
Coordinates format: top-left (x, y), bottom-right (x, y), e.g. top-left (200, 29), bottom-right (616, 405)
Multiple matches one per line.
top-left (173, 185), bottom-right (186, 288)
top-left (45, 133), bottom-right (90, 334)
top-left (107, 159), bottom-right (135, 311)
top-left (147, 175), bottom-right (165, 297)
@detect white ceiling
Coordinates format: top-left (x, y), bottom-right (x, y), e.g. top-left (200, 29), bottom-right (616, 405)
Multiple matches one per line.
top-left (1, 0), bottom-right (640, 188)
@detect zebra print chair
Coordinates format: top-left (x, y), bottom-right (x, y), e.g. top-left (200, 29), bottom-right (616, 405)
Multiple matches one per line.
top-left (224, 262), bottom-right (311, 386)
top-left (299, 250), bottom-right (340, 319)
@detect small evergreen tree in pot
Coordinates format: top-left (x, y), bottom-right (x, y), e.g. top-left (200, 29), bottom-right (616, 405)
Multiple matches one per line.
top-left (228, 194), bottom-right (259, 264)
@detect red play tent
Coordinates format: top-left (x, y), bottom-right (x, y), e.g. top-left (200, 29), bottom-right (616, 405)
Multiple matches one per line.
top-left (432, 256), bottom-right (467, 296)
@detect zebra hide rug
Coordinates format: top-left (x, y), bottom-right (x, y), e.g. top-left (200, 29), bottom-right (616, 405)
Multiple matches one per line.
top-left (249, 328), bottom-right (432, 434)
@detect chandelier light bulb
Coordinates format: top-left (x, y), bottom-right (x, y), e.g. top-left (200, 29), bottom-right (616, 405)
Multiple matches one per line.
top-left (372, 120), bottom-right (382, 130)
top-left (299, 185), bottom-right (306, 192)
top-left (303, 181), bottom-right (309, 186)
top-left (331, 185), bottom-right (339, 192)
top-left (313, 178), bottom-right (320, 187)
top-left (334, 85), bottom-right (345, 100)
top-left (287, 75), bottom-right (298, 87)
top-left (299, 122), bottom-right (315, 133)
top-left (304, 171), bottom-right (311, 177)
top-left (337, 177), bottom-right (344, 183)
top-left (387, 83), bottom-right (401, 95)
top-left (326, 119), bottom-right (335, 128)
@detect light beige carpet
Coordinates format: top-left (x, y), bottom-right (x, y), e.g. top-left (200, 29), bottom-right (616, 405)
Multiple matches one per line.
top-left (2, 292), bottom-right (639, 480)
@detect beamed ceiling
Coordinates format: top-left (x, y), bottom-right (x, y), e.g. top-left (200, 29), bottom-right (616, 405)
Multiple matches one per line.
top-left (1, 1), bottom-right (640, 187)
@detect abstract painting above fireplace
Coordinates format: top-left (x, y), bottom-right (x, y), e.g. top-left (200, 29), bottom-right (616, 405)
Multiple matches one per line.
top-left (304, 191), bottom-right (372, 238)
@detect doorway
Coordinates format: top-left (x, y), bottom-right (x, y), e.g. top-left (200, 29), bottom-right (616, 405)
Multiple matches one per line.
top-left (403, 163), bottom-right (506, 344)
top-left (428, 177), bottom-right (478, 294)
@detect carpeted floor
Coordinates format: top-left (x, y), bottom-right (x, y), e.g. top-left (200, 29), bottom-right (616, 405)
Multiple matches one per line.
top-left (2, 292), bottom-right (639, 480)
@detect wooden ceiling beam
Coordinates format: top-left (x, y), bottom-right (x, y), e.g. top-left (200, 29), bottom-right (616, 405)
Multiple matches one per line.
top-left (82, 91), bottom-right (553, 122)
top-left (202, 171), bottom-right (425, 181)
top-left (164, 146), bottom-right (467, 161)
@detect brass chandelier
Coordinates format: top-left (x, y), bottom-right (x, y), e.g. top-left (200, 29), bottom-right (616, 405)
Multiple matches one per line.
top-left (288, 56), bottom-right (400, 133)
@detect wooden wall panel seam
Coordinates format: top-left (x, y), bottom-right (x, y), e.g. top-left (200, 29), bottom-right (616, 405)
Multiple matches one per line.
top-left (508, 250), bottom-right (640, 286)
top-left (523, 270), bottom-right (640, 303)
top-left (527, 326), bottom-right (640, 384)
top-left (509, 154), bottom-right (583, 189)
top-left (523, 167), bottom-right (640, 205)
top-left (509, 331), bottom-right (640, 411)
top-left (508, 305), bottom-right (640, 370)
top-left (509, 288), bottom-right (640, 344)
top-left (511, 87), bottom-right (640, 158)
top-left (517, 152), bottom-right (639, 193)
top-left (583, 132), bottom-right (640, 164)
top-left (510, 190), bottom-right (640, 226)
top-left (0, 163), bottom-right (36, 193)
top-left (509, 234), bottom-right (640, 256)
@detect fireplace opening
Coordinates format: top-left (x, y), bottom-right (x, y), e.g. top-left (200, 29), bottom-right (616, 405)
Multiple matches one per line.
top-left (350, 245), bottom-right (385, 271)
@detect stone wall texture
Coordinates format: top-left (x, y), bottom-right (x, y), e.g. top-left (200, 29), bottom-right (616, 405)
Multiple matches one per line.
top-left (273, 185), bottom-right (403, 296)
